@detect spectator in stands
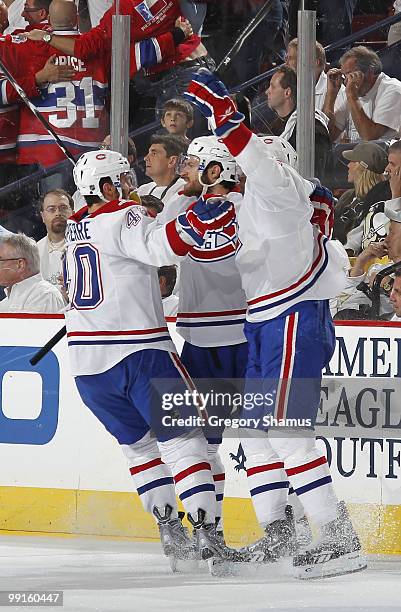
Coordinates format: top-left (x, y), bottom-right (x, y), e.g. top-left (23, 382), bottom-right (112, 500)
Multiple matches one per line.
top-left (323, 46), bottom-right (401, 143)
top-left (286, 38), bottom-right (347, 113)
top-left (390, 269), bottom-right (401, 321)
top-left (161, 98), bottom-right (194, 140)
top-left (334, 142), bottom-right (390, 249)
top-left (20, 0), bottom-right (51, 31)
top-left (137, 135), bottom-right (187, 207)
top-left (0, 233), bottom-right (64, 312)
top-left (158, 265), bottom-right (178, 318)
top-left (333, 142), bottom-right (401, 319)
top-left (388, 1), bottom-right (401, 47)
top-left (36, 189), bottom-right (73, 287)
top-left (266, 65), bottom-right (332, 182)
top-left (0, 1), bottom-right (8, 31)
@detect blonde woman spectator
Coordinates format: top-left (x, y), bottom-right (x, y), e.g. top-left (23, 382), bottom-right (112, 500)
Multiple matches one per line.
top-left (333, 142), bottom-right (390, 247)
top-left (0, 233), bottom-right (64, 313)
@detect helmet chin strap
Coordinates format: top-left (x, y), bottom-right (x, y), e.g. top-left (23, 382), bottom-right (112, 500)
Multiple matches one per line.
top-left (198, 170), bottom-right (221, 196)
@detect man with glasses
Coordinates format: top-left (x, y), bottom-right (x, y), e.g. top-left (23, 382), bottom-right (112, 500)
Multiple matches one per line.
top-left (0, 232), bottom-right (64, 312)
top-left (36, 189), bottom-right (73, 289)
top-left (20, 0), bottom-right (51, 31)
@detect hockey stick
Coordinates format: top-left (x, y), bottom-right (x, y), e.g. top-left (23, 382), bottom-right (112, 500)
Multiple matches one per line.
top-left (0, 54), bottom-right (76, 165)
top-left (30, 325), bottom-right (66, 365)
top-left (216, 0), bottom-right (276, 74)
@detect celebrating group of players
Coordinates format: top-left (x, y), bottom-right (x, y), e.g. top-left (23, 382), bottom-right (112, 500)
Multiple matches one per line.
top-left (61, 66), bottom-right (367, 579)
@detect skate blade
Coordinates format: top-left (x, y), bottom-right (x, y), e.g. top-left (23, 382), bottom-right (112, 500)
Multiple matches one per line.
top-left (168, 556), bottom-right (202, 574)
top-left (294, 552), bottom-right (368, 580)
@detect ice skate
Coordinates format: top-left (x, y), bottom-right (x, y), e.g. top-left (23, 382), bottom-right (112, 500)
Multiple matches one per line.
top-left (295, 515), bottom-right (313, 549)
top-left (239, 505), bottom-right (297, 564)
top-left (187, 509), bottom-right (242, 576)
top-left (293, 501), bottom-right (367, 580)
top-left (153, 505), bottom-right (197, 573)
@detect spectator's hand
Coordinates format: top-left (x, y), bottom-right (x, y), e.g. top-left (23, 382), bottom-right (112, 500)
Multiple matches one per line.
top-left (387, 163), bottom-right (401, 198)
top-left (175, 17), bottom-right (193, 39)
top-left (350, 241), bottom-right (388, 276)
top-left (35, 54), bottom-right (75, 85)
top-left (326, 68), bottom-right (343, 96)
top-left (344, 70), bottom-right (364, 100)
top-left (26, 29), bottom-right (46, 41)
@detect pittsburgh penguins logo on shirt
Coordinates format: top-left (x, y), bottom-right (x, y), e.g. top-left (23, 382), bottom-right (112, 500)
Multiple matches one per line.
top-left (189, 222), bottom-right (239, 263)
top-left (361, 201), bottom-right (390, 251)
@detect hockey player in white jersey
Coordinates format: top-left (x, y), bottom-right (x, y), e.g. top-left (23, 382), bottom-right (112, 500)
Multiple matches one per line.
top-left (183, 70), bottom-right (366, 579)
top-left (63, 149), bottom-right (242, 571)
top-left (165, 135), bottom-right (248, 537)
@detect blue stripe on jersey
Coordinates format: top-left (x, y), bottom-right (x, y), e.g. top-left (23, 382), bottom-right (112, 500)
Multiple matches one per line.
top-left (68, 335), bottom-right (171, 347)
top-left (139, 38), bottom-right (159, 69)
top-left (179, 483), bottom-right (215, 501)
top-left (34, 82), bottom-right (107, 110)
top-left (137, 477), bottom-right (174, 496)
top-left (250, 481), bottom-right (289, 497)
top-left (294, 476), bottom-right (332, 496)
top-left (216, 493), bottom-right (224, 502)
top-left (18, 140), bottom-right (95, 149)
top-left (248, 237), bottom-right (329, 315)
top-left (176, 319), bottom-right (246, 328)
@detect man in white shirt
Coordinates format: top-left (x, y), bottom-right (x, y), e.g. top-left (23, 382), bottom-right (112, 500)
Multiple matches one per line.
top-left (286, 37), bottom-right (347, 114)
top-left (0, 233), bottom-right (65, 312)
top-left (37, 189), bottom-right (73, 287)
top-left (323, 45), bottom-right (401, 143)
top-left (137, 135), bottom-right (187, 219)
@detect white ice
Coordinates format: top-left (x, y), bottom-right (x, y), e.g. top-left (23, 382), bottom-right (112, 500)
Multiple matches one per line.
top-left (1, 535), bottom-right (401, 612)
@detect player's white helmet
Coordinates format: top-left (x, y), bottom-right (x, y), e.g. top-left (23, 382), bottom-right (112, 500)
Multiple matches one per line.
top-left (258, 135), bottom-right (298, 170)
top-left (73, 150), bottom-right (130, 200)
top-left (187, 135), bottom-right (238, 185)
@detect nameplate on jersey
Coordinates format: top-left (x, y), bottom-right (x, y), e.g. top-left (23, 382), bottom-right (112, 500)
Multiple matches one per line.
top-left (54, 56), bottom-right (86, 73)
top-left (66, 220), bottom-right (91, 243)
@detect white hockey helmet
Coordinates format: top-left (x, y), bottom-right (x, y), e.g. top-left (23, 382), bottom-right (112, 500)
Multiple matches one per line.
top-left (186, 135), bottom-right (238, 185)
top-left (258, 135), bottom-right (298, 170)
top-left (73, 150), bottom-right (131, 200)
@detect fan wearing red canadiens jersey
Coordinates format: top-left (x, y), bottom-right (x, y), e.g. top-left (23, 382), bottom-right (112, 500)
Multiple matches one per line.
top-left (0, 1), bottom-right (193, 168)
top-left (161, 135), bottom-right (248, 540)
top-left (183, 69), bottom-right (367, 580)
top-left (63, 147), bottom-right (241, 572)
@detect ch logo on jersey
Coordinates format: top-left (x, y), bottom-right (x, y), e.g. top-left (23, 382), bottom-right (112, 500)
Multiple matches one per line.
top-left (189, 222), bottom-right (239, 262)
top-left (135, 0), bottom-right (167, 23)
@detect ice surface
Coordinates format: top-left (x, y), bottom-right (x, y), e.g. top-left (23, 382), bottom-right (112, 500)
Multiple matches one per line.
top-left (1, 535), bottom-right (400, 612)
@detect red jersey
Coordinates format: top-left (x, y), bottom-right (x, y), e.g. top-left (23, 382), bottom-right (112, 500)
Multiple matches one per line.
top-left (75, 0), bottom-right (200, 74)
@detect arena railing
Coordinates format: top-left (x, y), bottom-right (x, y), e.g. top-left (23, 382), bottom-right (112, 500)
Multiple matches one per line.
top-left (1, 10), bottom-right (401, 201)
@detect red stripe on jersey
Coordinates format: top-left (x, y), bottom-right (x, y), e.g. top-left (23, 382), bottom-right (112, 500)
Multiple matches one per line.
top-left (222, 123), bottom-right (253, 157)
top-left (286, 456), bottom-right (327, 477)
top-left (247, 462), bottom-right (284, 477)
top-left (174, 462), bottom-right (211, 483)
top-left (67, 327), bottom-right (168, 337)
top-left (276, 313), bottom-right (297, 421)
top-left (165, 220), bottom-right (191, 256)
top-left (248, 233), bottom-right (324, 306)
top-left (130, 457), bottom-right (164, 475)
top-left (213, 473), bottom-right (225, 482)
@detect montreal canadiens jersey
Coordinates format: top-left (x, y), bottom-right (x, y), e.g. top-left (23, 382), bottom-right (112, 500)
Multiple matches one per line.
top-left (14, 31), bottom-right (109, 167)
top-left (75, 0), bottom-right (200, 74)
top-left (160, 191), bottom-right (247, 347)
top-left (223, 127), bottom-right (349, 323)
top-left (64, 199), bottom-right (184, 376)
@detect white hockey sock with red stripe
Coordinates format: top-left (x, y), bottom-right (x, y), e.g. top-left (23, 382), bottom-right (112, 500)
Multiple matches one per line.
top-left (270, 434), bottom-right (339, 526)
top-left (240, 429), bottom-right (289, 527)
top-left (207, 443), bottom-right (225, 530)
top-left (121, 432), bottom-right (177, 517)
top-left (159, 429), bottom-right (217, 524)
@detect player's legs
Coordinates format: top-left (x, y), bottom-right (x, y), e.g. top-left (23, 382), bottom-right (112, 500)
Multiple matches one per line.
top-left (180, 341), bottom-right (248, 531)
top-left (75, 361), bottom-right (178, 517)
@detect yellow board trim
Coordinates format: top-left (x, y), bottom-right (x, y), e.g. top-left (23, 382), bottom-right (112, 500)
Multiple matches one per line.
top-left (0, 486), bottom-right (400, 553)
